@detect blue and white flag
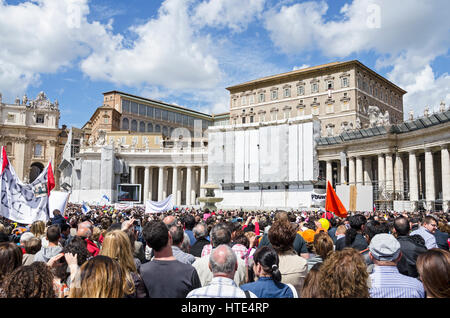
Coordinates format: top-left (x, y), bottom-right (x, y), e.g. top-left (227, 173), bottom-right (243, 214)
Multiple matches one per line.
top-left (100, 194), bottom-right (111, 206)
top-left (145, 194), bottom-right (174, 214)
top-left (82, 202), bottom-right (91, 214)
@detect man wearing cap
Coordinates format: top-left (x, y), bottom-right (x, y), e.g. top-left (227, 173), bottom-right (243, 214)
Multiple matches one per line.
top-left (368, 233), bottom-right (425, 298)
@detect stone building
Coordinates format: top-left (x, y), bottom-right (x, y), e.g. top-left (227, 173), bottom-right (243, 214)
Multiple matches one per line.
top-left (226, 60), bottom-right (406, 137)
top-left (0, 92), bottom-right (67, 185)
top-left (61, 91), bottom-right (229, 205)
top-left (316, 104), bottom-right (450, 212)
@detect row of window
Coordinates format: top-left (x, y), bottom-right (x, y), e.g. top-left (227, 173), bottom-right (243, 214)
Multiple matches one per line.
top-left (233, 77), bottom-right (350, 108)
top-left (122, 118), bottom-right (175, 136)
top-left (122, 100), bottom-right (211, 129)
top-left (357, 78), bottom-right (401, 107)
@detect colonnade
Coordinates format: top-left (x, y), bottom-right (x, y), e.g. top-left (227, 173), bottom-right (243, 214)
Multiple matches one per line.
top-left (129, 165), bottom-right (207, 206)
top-left (324, 144), bottom-right (449, 211)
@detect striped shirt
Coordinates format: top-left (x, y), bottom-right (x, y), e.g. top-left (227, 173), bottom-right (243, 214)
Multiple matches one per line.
top-left (369, 266), bottom-right (425, 298)
top-left (186, 277), bottom-right (258, 298)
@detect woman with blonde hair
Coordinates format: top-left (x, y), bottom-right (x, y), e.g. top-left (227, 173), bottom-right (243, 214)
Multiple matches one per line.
top-left (100, 230), bottom-right (147, 298)
top-left (30, 220), bottom-right (48, 247)
top-left (317, 248), bottom-right (370, 298)
top-left (69, 255), bottom-right (126, 298)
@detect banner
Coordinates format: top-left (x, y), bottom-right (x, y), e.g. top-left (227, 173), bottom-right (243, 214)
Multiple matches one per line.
top-left (311, 191), bottom-right (326, 206)
top-left (145, 194), bottom-right (174, 214)
top-left (0, 147), bottom-right (55, 224)
top-left (115, 202), bottom-right (134, 210)
top-left (48, 191), bottom-right (70, 217)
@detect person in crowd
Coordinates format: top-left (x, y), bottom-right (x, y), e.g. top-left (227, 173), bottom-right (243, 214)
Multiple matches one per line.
top-left (187, 244), bottom-right (257, 298)
top-left (33, 225), bottom-right (63, 263)
top-left (59, 223), bottom-right (71, 247)
top-left (307, 232), bottom-right (334, 271)
top-left (183, 214), bottom-right (197, 247)
top-left (190, 222), bottom-right (210, 258)
top-left (30, 220), bottom-right (47, 248)
top-left (368, 233), bottom-right (425, 298)
top-left (317, 248), bottom-right (370, 298)
top-left (51, 236), bottom-right (90, 298)
top-left (410, 215), bottom-right (438, 249)
top-left (1, 262), bottom-right (56, 298)
top-left (0, 242), bottom-right (23, 292)
top-left (69, 255), bottom-right (127, 298)
top-left (169, 224), bottom-right (196, 265)
top-left (139, 220), bottom-right (201, 298)
top-left (360, 219), bottom-right (390, 273)
top-left (100, 229), bottom-right (148, 298)
top-left (77, 221), bottom-right (100, 257)
top-left (18, 232), bottom-right (35, 254)
top-left (51, 209), bottom-right (66, 226)
top-left (192, 223), bottom-right (247, 287)
top-left (22, 237), bottom-right (42, 266)
top-left (393, 216), bottom-right (427, 278)
top-left (268, 219), bottom-right (308, 296)
top-left (334, 224), bottom-right (347, 244)
top-left (260, 212), bottom-right (309, 259)
top-left (434, 221), bottom-right (449, 251)
top-left (416, 248), bottom-right (450, 298)
top-left (240, 246), bottom-right (297, 298)
top-left (336, 214), bottom-right (368, 251)
top-left (327, 217), bottom-right (338, 242)
top-left (301, 262), bottom-right (323, 298)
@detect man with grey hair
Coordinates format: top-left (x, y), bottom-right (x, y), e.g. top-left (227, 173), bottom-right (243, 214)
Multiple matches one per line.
top-left (192, 223), bottom-right (247, 286)
top-left (187, 245), bottom-right (257, 298)
top-left (190, 222), bottom-right (210, 257)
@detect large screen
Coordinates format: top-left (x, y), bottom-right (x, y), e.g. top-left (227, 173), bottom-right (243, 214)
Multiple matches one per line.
top-left (117, 184), bottom-right (141, 203)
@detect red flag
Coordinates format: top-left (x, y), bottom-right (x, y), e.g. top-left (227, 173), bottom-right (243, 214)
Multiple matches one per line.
top-left (325, 181), bottom-right (348, 218)
top-left (47, 162), bottom-right (55, 196)
top-left (1, 146), bottom-right (8, 174)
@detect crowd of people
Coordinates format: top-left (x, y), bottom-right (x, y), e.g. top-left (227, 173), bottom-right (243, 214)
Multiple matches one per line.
top-left (0, 202), bottom-right (449, 298)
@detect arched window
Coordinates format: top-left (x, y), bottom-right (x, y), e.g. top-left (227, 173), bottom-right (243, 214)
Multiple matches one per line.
top-left (162, 126), bottom-right (168, 136)
top-left (122, 118), bottom-right (129, 130)
top-left (139, 122), bottom-right (146, 132)
top-left (29, 162), bottom-right (44, 183)
top-left (155, 125), bottom-right (161, 133)
top-left (131, 120), bottom-right (138, 132)
top-left (147, 123), bottom-right (153, 132)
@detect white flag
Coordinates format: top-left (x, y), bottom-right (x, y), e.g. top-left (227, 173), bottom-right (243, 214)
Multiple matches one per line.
top-left (0, 147), bottom-right (55, 224)
top-left (145, 194), bottom-right (174, 214)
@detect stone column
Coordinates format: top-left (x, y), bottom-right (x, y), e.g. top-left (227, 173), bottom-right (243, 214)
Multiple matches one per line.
top-left (177, 168), bottom-right (183, 206)
top-left (364, 157), bottom-right (372, 186)
top-left (144, 166), bottom-right (150, 203)
top-left (162, 168), bottom-right (168, 199)
top-left (378, 154), bottom-right (385, 198)
top-left (385, 152), bottom-right (394, 198)
top-left (409, 151), bottom-right (419, 211)
top-left (441, 145), bottom-right (450, 212)
top-left (186, 166), bottom-right (192, 206)
top-left (326, 161), bottom-right (333, 184)
top-left (424, 148), bottom-right (435, 211)
top-left (200, 166), bottom-right (206, 198)
top-left (340, 161), bottom-right (347, 185)
top-left (158, 166), bottom-right (164, 202)
top-left (172, 166), bottom-right (178, 206)
top-left (356, 156), bottom-right (363, 185)
top-left (394, 153), bottom-right (404, 200)
top-left (349, 157), bottom-right (356, 185)
top-left (191, 167), bottom-right (197, 205)
top-left (130, 165), bottom-right (137, 184)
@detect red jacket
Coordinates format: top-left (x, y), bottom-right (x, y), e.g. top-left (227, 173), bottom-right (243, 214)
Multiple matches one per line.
top-left (85, 238), bottom-right (100, 257)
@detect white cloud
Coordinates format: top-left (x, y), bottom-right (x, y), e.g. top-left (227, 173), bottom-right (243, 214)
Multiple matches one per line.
top-left (80, 0), bottom-right (222, 91)
top-left (263, 0), bottom-right (450, 119)
top-left (0, 0), bottom-right (118, 99)
top-left (193, 0), bottom-right (266, 32)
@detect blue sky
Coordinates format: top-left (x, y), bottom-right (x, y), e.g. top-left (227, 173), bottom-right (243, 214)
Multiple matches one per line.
top-left (0, 0), bottom-right (449, 129)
